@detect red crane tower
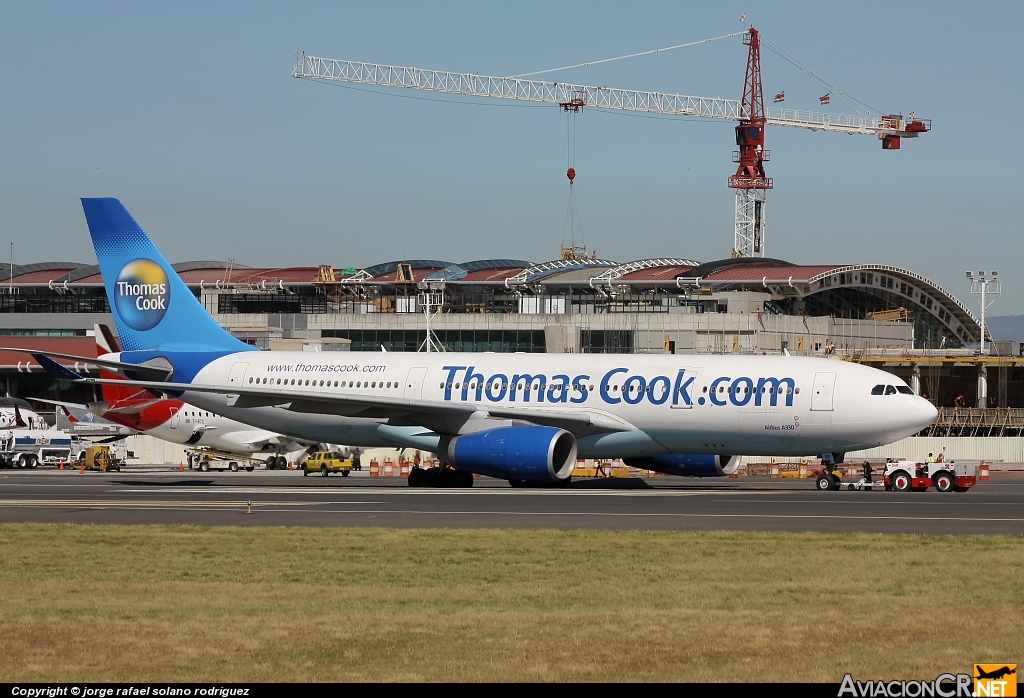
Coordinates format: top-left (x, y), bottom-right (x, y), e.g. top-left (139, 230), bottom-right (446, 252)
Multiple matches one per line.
top-left (728, 28), bottom-right (772, 257)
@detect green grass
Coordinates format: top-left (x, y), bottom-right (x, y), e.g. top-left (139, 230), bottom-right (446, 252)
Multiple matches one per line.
top-left (0, 524), bottom-right (1021, 681)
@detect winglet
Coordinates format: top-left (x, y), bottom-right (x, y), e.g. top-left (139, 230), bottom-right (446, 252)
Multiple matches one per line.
top-left (32, 353), bottom-right (85, 381)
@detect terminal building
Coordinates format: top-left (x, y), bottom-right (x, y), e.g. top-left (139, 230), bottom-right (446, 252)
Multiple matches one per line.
top-left (2, 254), bottom-right (1022, 419)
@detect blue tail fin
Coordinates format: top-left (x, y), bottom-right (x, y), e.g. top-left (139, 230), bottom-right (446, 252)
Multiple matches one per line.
top-left (81, 198), bottom-right (254, 353)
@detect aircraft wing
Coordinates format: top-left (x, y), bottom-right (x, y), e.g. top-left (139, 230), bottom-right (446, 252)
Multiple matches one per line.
top-left (79, 377), bottom-right (634, 437)
top-left (219, 431), bottom-right (310, 451)
top-left (484, 406), bottom-right (633, 434)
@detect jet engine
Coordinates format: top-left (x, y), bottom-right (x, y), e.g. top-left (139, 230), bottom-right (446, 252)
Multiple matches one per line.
top-left (446, 425), bottom-right (577, 482)
top-left (624, 453), bottom-right (740, 477)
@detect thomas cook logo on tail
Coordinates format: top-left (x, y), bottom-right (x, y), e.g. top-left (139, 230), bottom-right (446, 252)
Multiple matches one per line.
top-left (114, 258), bottom-right (170, 331)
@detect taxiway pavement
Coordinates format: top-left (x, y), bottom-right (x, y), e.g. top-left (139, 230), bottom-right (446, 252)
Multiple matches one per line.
top-left (1, 468), bottom-right (1021, 534)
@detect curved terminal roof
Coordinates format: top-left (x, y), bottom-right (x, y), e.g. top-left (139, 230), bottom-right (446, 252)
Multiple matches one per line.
top-left (427, 259), bottom-right (532, 283)
top-left (687, 259), bottom-right (981, 344)
top-left (3, 254), bottom-right (980, 341)
top-left (0, 262), bottom-right (88, 283)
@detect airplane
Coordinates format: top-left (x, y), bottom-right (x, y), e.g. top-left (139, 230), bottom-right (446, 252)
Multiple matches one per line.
top-left (0, 398), bottom-right (50, 430)
top-left (23, 198), bottom-right (939, 487)
top-left (975, 666), bottom-right (1016, 681)
top-left (87, 323), bottom-right (316, 468)
top-left (27, 325), bottom-right (318, 469)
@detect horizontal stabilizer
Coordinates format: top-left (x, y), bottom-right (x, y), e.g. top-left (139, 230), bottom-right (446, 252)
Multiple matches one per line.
top-left (0, 347), bottom-right (173, 382)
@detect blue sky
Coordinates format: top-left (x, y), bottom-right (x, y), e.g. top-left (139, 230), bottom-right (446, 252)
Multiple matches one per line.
top-left (2, 1), bottom-right (1022, 313)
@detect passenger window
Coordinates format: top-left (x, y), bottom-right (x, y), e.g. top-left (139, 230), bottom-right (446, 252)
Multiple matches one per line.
top-left (885, 385), bottom-right (897, 395)
top-left (897, 386), bottom-right (914, 395)
top-left (871, 385), bottom-right (885, 395)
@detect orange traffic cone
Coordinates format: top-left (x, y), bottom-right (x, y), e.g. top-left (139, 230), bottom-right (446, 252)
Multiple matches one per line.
top-left (79, 464), bottom-right (85, 474)
top-left (179, 461), bottom-right (185, 471)
top-left (59, 461), bottom-right (65, 470)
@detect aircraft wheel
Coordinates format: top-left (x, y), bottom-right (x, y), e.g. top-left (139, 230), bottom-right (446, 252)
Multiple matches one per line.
top-left (815, 475), bottom-right (832, 491)
top-left (277, 456), bottom-right (288, 469)
top-left (829, 475), bottom-right (841, 491)
top-left (441, 468), bottom-right (465, 487)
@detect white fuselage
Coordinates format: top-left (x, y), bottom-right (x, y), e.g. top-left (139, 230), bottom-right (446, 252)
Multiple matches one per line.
top-left (140, 407), bottom-right (304, 457)
top-left (120, 351), bottom-right (937, 460)
top-left (0, 407), bottom-right (48, 430)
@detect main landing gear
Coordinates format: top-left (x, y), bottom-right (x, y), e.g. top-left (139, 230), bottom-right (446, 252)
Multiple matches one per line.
top-left (814, 452), bottom-right (845, 491)
top-left (408, 466), bottom-right (474, 488)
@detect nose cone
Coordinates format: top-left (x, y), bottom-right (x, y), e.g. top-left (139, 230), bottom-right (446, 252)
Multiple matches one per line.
top-left (911, 397), bottom-right (938, 429)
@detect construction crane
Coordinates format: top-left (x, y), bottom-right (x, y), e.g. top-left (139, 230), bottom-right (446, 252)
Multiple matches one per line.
top-left (293, 28), bottom-right (930, 258)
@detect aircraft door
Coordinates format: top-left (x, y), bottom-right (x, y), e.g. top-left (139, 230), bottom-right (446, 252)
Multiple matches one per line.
top-left (404, 366), bottom-right (428, 399)
top-left (227, 362), bottom-right (250, 387)
top-left (169, 406), bottom-right (180, 429)
top-left (810, 372), bottom-right (837, 411)
top-left (669, 368), bottom-right (699, 409)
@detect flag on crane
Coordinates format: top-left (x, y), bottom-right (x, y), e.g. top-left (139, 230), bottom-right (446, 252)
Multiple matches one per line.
top-left (740, 13), bottom-right (746, 22)
top-left (908, 111), bottom-right (915, 119)
top-left (819, 93), bottom-right (831, 105)
top-left (774, 91), bottom-right (785, 103)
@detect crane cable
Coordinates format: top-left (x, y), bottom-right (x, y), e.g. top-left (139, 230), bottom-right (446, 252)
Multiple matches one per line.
top-left (760, 35), bottom-right (881, 117)
top-left (563, 109), bottom-right (585, 254)
top-left (510, 31), bottom-right (747, 78)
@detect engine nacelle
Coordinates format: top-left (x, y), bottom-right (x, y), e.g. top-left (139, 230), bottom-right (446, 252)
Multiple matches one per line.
top-left (447, 426), bottom-right (577, 482)
top-left (624, 453), bottom-right (740, 477)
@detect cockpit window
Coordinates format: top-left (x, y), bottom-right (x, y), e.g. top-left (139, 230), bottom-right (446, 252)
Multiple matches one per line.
top-left (885, 385), bottom-right (898, 395)
top-left (896, 386), bottom-right (914, 395)
top-left (871, 385), bottom-right (885, 395)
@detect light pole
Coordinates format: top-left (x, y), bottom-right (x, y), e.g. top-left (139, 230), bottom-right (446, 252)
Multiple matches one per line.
top-left (966, 271), bottom-right (1001, 410)
top-left (966, 271), bottom-right (1001, 354)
